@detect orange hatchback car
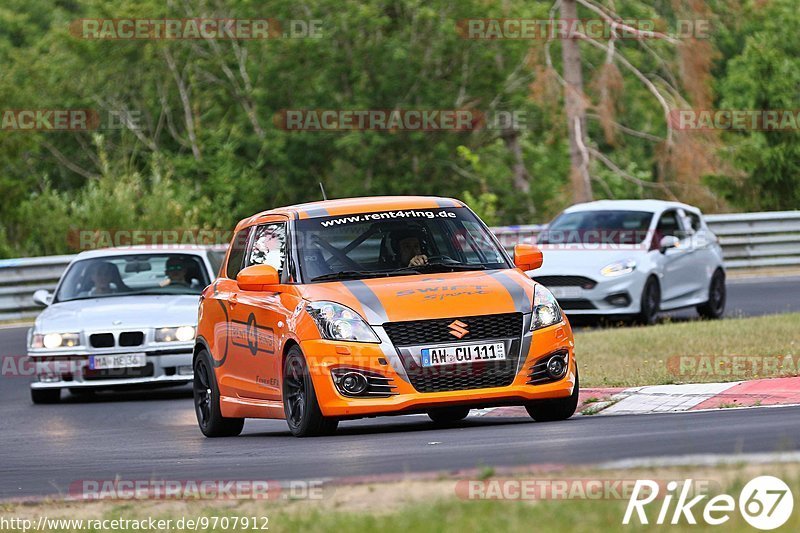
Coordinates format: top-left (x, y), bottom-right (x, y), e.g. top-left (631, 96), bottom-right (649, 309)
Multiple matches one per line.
top-left (193, 197), bottom-right (578, 437)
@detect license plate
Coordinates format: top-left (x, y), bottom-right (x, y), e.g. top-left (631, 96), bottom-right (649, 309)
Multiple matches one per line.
top-left (89, 354), bottom-right (146, 370)
top-left (550, 286), bottom-right (583, 299)
top-left (421, 342), bottom-right (506, 367)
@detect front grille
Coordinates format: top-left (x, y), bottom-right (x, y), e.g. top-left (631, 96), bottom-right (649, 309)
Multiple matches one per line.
top-left (89, 333), bottom-right (115, 348)
top-left (83, 363), bottom-right (154, 380)
top-left (383, 313), bottom-right (523, 346)
top-left (534, 275), bottom-right (597, 289)
top-left (119, 331), bottom-right (144, 347)
top-left (559, 299), bottom-right (597, 310)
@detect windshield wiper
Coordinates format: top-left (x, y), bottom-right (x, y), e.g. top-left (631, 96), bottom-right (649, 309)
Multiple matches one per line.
top-left (383, 262), bottom-right (487, 276)
top-left (309, 271), bottom-right (386, 282)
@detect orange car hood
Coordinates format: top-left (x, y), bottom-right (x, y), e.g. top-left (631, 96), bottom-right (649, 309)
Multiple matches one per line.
top-left (298, 269), bottom-right (534, 324)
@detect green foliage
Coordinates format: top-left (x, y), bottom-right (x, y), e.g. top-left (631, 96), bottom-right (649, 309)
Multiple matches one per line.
top-left (0, 0), bottom-right (797, 257)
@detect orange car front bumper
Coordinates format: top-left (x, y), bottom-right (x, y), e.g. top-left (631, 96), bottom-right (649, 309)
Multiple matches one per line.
top-left (301, 322), bottom-right (576, 418)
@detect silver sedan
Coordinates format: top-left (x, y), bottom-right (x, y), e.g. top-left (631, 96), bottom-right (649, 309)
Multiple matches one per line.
top-left (27, 246), bottom-right (224, 403)
top-left (531, 200), bottom-right (726, 324)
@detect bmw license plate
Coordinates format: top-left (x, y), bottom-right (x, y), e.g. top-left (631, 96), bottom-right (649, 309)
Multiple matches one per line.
top-left (89, 353), bottom-right (146, 370)
top-left (421, 343), bottom-right (506, 367)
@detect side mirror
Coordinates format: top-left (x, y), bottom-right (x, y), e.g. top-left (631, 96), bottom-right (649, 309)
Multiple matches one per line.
top-left (513, 244), bottom-right (544, 272)
top-left (659, 235), bottom-right (680, 254)
top-left (236, 264), bottom-right (280, 291)
top-left (32, 289), bottom-right (52, 307)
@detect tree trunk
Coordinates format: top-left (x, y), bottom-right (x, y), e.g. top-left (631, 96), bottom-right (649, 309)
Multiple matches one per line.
top-left (560, 0), bottom-right (593, 203)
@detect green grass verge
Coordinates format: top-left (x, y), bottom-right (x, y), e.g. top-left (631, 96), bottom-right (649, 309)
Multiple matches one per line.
top-left (575, 313), bottom-right (800, 388)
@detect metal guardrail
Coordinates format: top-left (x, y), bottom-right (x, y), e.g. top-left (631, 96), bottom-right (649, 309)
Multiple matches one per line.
top-left (1, 211), bottom-right (798, 321)
top-left (0, 255), bottom-right (75, 321)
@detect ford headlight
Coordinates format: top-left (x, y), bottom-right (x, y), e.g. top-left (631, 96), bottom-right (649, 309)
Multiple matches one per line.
top-left (600, 259), bottom-right (637, 277)
top-left (531, 285), bottom-right (563, 330)
top-left (307, 302), bottom-right (380, 343)
top-left (31, 332), bottom-right (81, 349)
top-left (155, 326), bottom-right (196, 342)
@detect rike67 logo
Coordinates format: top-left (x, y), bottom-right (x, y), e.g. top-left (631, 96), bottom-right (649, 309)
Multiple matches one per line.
top-left (624, 476), bottom-right (794, 530)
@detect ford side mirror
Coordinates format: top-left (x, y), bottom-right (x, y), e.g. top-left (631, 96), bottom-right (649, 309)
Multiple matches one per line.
top-left (32, 289), bottom-right (52, 307)
top-left (659, 235), bottom-right (680, 254)
top-left (513, 244), bottom-right (544, 272)
top-left (236, 264), bottom-right (280, 291)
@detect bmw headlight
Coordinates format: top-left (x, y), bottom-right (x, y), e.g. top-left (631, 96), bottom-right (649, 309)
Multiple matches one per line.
top-left (307, 302), bottom-right (380, 343)
top-left (155, 326), bottom-right (196, 342)
top-left (531, 285), bottom-right (563, 330)
top-left (31, 332), bottom-right (81, 349)
top-left (600, 259), bottom-right (637, 277)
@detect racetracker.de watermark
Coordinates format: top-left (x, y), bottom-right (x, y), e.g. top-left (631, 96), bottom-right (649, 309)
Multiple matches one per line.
top-left (457, 18), bottom-right (710, 40)
top-left (670, 109), bottom-right (800, 131)
top-left (1, 109), bottom-right (141, 132)
top-left (68, 479), bottom-right (323, 500)
top-left (68, 229), bottom-right (233, 251)
top-left (70, 18), bottom-right (323, 40)
top-left (273, 109), bottom-right (528, 132)
top-left (668, 355), bottom-right (800, 379)
top-left (456, 478), bottom-right (718, 500)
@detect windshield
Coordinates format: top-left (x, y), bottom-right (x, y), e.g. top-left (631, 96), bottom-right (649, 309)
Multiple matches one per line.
top-left (55, 253), bottom-right (210, 303)
top-left (539, 210), bottom-right (654, 245)
top-left (294, 207), bottom-right (509, 282)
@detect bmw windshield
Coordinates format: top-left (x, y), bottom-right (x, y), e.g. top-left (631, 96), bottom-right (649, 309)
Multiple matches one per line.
top-left (55, 253), bottom-right (210, 303)
top-left (294, 208), bottom-right (510, 282)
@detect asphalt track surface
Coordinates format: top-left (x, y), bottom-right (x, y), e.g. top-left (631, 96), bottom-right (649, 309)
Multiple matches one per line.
top-left (1, 277), bottom-right (799, 499)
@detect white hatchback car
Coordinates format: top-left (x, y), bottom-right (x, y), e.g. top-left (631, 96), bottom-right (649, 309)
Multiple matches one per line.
top-left (531, 200), bottom-right (726, 324)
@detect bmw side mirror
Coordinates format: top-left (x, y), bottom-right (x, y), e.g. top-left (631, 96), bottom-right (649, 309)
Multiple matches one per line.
top-left (659, 236), bottom-right (680, 254)
top-left (236, 264), bottom-right (280, 291)
top-left (32, 289), bottom-right (52, 307)
top-left (513, 244), bottom-right (544, 272)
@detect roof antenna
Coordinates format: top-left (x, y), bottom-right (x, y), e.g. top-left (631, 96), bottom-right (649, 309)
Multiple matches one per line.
top-left (319, 182), bottom-right (328, 201)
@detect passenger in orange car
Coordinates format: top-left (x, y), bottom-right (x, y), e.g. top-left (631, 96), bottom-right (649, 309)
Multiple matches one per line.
top-left (193, 196), bottom-right (577, 438)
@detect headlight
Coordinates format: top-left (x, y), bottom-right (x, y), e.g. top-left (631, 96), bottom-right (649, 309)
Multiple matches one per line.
top-left (307, 302), bottom-right (380, 343)
top-left (531, 285), bottom-right (563, 331)
top-left (155, 326), bottom-right (196, 342)
top-left (600, 259), bottom-right (637, 277)
top-left (31, 332), bottom-right (81, 349)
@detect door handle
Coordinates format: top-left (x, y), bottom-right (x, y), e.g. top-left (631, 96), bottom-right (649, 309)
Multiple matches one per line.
top-left (229, 294), bottom-right (238, 308)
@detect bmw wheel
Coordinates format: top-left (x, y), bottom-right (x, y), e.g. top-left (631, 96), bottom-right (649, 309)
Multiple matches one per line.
top-left (283, 346), bottom-right (338, 437)
top-left (194, 349), bottom-right (244, 437)
top-left (697, 269), bottom-right (726, 319)
top-left (31, 388), bottom-right (61, 404)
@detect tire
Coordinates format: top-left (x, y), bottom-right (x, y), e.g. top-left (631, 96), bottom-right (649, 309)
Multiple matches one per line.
top-left (636, 277), bottom-right (661, 325)
top-left (697, 269), bottom-right (726, 320)
top-left (524, 366), bottom-right (579, 422)
top-left (31, 388), bottom-right (61, 404)
top-left (283, 346), bottom-right (338, 437)
top-left (193, 349), bottom-right (244, 438)
top-left (427, 406), bottom-right (470, 424)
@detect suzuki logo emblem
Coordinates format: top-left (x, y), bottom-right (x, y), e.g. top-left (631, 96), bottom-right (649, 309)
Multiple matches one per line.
top-left (448, 320), bottom-right (469, 339)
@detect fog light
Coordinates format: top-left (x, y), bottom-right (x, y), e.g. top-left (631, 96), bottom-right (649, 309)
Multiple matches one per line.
top-left (177, 365), bottom-right (193, 376)
top-left (546, 355), bottom-right (567, 379)
top-left (605, 292), bottom-right (632, 307)
top-left (339, 372), bottom-right (368, 395)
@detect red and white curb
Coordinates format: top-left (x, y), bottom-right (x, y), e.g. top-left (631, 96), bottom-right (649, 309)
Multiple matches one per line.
top-left (471, 377), bottom-right (800, 418)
